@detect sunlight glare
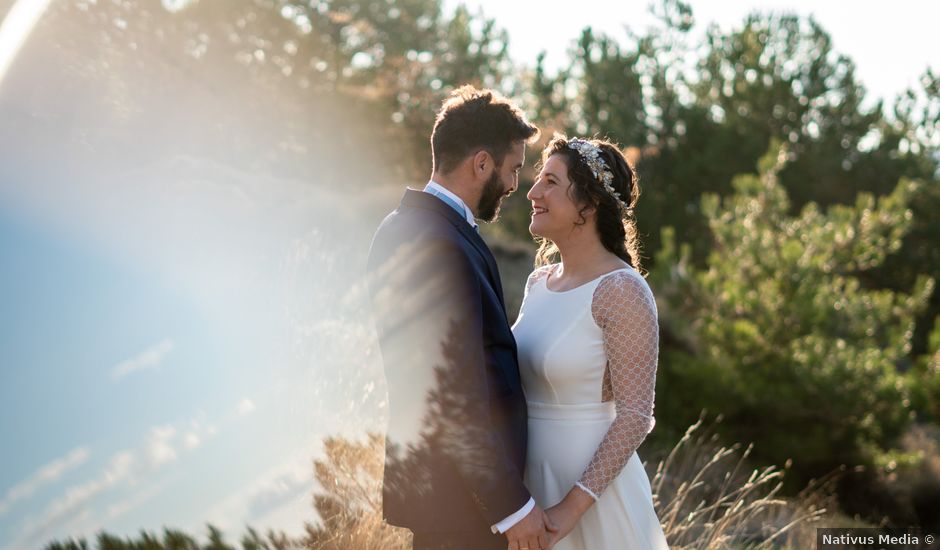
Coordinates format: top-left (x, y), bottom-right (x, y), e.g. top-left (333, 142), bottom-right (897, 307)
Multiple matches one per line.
top-left (0, 0), bottom-right (53, 88)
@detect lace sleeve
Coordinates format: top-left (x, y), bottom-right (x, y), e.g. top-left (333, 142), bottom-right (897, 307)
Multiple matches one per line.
top-left (577, 270), bottom-right (659, 499)
top-left (523, 264), bottom-right (555, 298)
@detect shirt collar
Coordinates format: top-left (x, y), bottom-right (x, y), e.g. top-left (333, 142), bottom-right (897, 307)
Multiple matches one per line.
top-left (423, 180), bottom-right (478, 229)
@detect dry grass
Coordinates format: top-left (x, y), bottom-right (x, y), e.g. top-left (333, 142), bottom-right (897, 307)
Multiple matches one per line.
top-left (649, 416), bottom-right (831, 549)
top-left (303, 510), bottom-right (411, 550)
top-left (302, 434), bottom-right (412, 550)
top-left (306, 419), bottom-right (839, 549)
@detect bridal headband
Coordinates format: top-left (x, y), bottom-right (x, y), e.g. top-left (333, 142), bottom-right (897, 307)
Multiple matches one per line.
top-left (567, 138), bottom-right (631, 212)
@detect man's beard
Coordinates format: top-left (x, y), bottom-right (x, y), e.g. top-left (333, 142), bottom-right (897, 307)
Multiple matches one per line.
top-left (477, 171), bottom-right (508, 222)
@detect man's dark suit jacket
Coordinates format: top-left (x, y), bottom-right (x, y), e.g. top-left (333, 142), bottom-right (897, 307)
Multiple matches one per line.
top-left (366, 188), bottom-right (531, 535)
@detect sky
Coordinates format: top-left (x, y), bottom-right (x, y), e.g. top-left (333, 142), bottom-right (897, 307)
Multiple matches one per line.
top-left (445, 0), bottom-right (939, 111)
top-left (0, 161), bottom-right (387, 548)
top-left (0, 0), bottom-right (938, 548)
top-left (0, 2), bottom-right (391, 545)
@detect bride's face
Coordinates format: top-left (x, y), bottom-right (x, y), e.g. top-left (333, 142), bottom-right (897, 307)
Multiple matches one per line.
top-left (527, 154), bottom-right (588, 240)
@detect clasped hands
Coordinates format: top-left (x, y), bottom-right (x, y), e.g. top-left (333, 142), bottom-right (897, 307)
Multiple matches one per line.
top-left (505, 487), bottom-right (594, 550)
top-left (504, 504), bottom-right (555, 550)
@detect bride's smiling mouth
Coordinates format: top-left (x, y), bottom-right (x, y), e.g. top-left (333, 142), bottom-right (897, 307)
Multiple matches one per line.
top-left (532, 205), bottom-right (549, 216)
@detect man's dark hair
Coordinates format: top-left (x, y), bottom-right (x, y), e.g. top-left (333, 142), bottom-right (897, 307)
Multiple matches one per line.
top-left (430, 85), bottom-right (539, 174)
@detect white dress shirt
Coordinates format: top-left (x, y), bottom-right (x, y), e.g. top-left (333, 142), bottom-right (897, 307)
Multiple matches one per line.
top-left (422, 181), bottom-right (535, 534)
top-left (423, 181), bottom-right (478, 230)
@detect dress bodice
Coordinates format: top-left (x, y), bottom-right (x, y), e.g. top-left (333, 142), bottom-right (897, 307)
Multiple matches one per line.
top-left (511, 263), bottom-right (660, 499)
top-left (512, 266), bottom-right (622, 404)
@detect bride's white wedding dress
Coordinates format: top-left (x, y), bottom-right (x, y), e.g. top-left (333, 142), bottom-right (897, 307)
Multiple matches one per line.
top-left (512, 264), bottom-right (669, 550)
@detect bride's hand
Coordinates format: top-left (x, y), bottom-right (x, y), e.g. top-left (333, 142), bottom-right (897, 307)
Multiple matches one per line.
top-left (545, 487), bottom-right (594, 546)
top-left (545, 504), bottom-right (577, 545)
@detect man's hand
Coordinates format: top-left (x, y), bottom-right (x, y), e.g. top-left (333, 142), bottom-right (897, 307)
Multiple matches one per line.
top-left (505, 504), bottom-right (558, 550)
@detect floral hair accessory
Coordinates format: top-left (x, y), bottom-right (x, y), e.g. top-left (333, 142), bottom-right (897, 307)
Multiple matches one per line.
top-left (567, 138), bottom-right (630, 212)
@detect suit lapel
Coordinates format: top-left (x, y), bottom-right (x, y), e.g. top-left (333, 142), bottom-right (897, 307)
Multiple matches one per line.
top-left (401, 189), bottom-right (507, 311)
top-left (451, 220), bottom-right (506, 310)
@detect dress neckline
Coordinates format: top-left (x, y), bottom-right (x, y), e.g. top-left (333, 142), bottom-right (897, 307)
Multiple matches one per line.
top-left (542, 264), bottom-right (633, 295)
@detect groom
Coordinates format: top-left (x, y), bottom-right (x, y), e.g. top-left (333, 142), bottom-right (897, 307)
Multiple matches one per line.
top-left (367, 86), bottom-right (554, 550)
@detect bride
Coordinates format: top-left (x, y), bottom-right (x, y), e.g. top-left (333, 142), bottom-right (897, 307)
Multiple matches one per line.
top-left (512, 135), bottom-right (669, 549)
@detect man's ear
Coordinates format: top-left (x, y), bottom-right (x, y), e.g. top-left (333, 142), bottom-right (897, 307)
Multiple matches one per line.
top-left (471, 150), bottom-right (492, 179)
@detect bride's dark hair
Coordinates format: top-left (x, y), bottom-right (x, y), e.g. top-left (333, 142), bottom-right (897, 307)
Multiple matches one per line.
top-left (534, 134), bottom-right (644, 275)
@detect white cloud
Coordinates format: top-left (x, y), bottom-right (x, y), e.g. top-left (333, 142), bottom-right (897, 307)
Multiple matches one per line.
top-left (102, 451), bottom-right (136, 486)
top-left (145, 425), bottom-right (178, 467)
top-left (7, 415), bottom-right (217, 548)
top-left (111, 339), bottom-right (175, 380)
top-left (203, 443), bottom-right (316, 534)
top-left (236, 398), bottom-right (256, 416)
top-left (183, 432), bottom-right (201, 449)
top-left (0, 446), bottom-right (90, 516)
top-left (11, 450), bottom-right (138, 547)
top-left (183, 417), bottom-right (215, 451)
top-left (105, 479), bottom-right (168, 521)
